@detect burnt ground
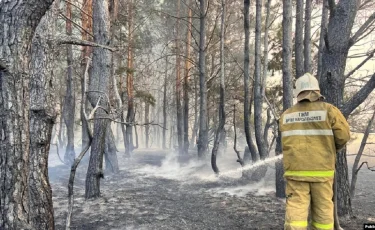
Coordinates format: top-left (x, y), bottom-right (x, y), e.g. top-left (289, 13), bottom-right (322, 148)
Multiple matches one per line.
top-left (50, 149), bottom-right (375, 230)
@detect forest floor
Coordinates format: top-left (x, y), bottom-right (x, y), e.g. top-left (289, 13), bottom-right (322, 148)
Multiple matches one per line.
top-left (50, 147), bottom-right (375, 230)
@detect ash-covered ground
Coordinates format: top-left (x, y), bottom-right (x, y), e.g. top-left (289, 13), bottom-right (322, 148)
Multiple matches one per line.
top-left (49, 148), bottom-right (375, 230)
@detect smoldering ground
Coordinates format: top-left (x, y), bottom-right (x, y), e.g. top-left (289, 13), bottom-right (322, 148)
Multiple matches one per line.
top-left (49, 146), bottom-right (374, 230)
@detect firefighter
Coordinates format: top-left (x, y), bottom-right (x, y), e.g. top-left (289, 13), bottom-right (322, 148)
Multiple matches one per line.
top-left (279, 73), bottom-right (350, 230)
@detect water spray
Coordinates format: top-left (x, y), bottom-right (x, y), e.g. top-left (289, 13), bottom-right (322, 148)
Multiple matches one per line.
top-left (201, 154), bottom-right (284, 181)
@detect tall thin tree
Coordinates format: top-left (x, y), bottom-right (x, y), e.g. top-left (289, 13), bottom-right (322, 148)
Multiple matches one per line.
top-left (175, 0), bottom-right (183, 154)
top-left (254, 0), bottom-right (267, 160)
top-left (317, 0), bottom-right (328, 81)
top-left (163, 56), bottom-right (168, 149)
top-left (295, 0), bottom-right (304, 78)
top-left (85, 0), bottom-right (112, 199)
top-left (211, 0), bottom-right (226, 174)
top-left (184, 0), bottom-right (193, 154)
top-left (125, 0), bottom-right (135, 155)
top-left (64, 0), bottom-right (76, 165)
top-left (276, 0), bottom-right (293, 198)
top-left (81, 0), bottom-right (93, 149)
top-left (262, 0), bottom-right (272, 152)
top-left (244, 0), bottom-right (259, 161)
top-left (304, 0), bottom-right (312, 73)
top-left (197, 0), bottom-right (208, 159)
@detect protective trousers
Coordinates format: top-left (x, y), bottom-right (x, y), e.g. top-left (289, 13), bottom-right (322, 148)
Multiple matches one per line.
top-left (284, 179), bottom-right (334, 230)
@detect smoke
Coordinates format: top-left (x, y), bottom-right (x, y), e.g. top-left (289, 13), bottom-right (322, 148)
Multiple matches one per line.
top-left (133, 151), bottom-right (208, 181)
top-left (133, 149), bottom-right (282, 197)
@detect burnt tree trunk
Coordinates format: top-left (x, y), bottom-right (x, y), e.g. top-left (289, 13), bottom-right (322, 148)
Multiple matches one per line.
top-left (304, 0), bottom-right (312, 73)
top-left (63, 0), bottom-right (76, 165)
top-left (243, 0), bottom-right (259, 161)
top-left (0, 0), bottom-right (54, 229)
top-left (85, 0), bottom-right (112, 199)
top-left (197, 0), bottom-right (208, 159)
top-left (295, 0), bottom-right (304, 78)
top-left (125, 0), bottom-right (135, 155)
top-left (145, 102), bottom-right (150, 148)
top-left (254, 0), bottom-right (266, 160)
top-left (163, 56), bottom-right (168, 149)
top-left (276, 0), bottom-right (293, 198)
top-left (317, 0), bottom-right (328, 81)
top-left (28, 13), bottom-right (56, 230)
top-left (81, 0), bottom-right (93, 149)
top-left (175, 0), bottom-right (183, 155)
top-left (320, 0), bottom-right (358, 217)
top-left (275, 121), bottom-right (285, 198)
top-left (211, 0), bottom-right (226, 174)
top-left (251, 0), bottom-right (269, 182)
top-left (191, 73), bottom-right (199, 148)
top-left (184, 0), bottom-right (192, 154)
top-left (104, 124), bottom-right (119, 174)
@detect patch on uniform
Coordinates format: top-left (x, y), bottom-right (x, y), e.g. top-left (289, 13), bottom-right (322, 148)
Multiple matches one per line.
top-left (283, 110), bottom-right (327, 124)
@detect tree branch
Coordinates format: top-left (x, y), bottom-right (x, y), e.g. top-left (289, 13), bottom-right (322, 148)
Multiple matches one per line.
top-left (342, 72), bottom-right (375, 118)
top-left (90, 117), bottom-right (167, 129)
top-left (347, 153), bottom-right (375, 157)
top-left (359, 0), bottom-right (373, 9)
top-left (66, 63), bottom-right (94, 229)
top-left (59, 13), bottom-right (94, 38)
top-left (63, 0), bottom-right (92, 18)
top-left (345, 49), bottom-right (375, 79)
top-left (349, 11), bottom-right (375, 47)
top-left (56, 36), bottom-right (117, 51)
top-left (355, 161), bottom-right (375, 174)
top-left (51, 143), bottom-right (67, 165)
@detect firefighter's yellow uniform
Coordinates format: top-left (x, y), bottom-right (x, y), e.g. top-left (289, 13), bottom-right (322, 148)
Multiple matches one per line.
top-left (279, 73), bottom-right (350, 230)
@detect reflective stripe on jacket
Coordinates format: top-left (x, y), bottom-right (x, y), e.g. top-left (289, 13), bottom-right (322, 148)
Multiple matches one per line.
top-left (279, 101), bottom-right (350, 182)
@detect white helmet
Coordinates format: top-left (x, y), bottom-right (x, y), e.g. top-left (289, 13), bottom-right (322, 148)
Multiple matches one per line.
top-left (294, 73), bottom-right (320, 97)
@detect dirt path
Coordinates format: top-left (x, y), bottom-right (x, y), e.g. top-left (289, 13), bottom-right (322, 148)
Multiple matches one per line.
top-left (50, 150), bottom-right (374, 230)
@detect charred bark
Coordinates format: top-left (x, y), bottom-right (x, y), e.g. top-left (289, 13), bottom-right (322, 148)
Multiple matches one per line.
top-left (320, 0), bottom-right (358, 217)
top-left (276, 0), bottom-right (293, 198)
top-left (163, 56), bottom-right (168, 149)
top-left (29, 14), bottom-right (56, 230)
top-left (317, 0), bottom-right (329, 81)
top-left (197, 0), bottom-right (208, 159)
top-left (145, 102), bottom-right (150, 148)
top-left (251, 0), bottom-right (268, 182)
top-left (304, 0), bottom-right (312, 73)
top-left (64, 0), bottom-right (76, 165)
top-left (85, 0), bottom-right (112, 199)
top-left (275, 121), bottom-right (285, 198)
top-left (0, 0), bottom-right (54, 228)
top-left (81, 0), bottom-right (93, 149)
top-left (104, 124), bottom-right (119, 174)
top-left (254, 0), bottom-right (266, 160)
top-left (191, 74), bottom-right (199, 149)
top-left (175, 0), bottom-right (184, 155)
top-left (211, 0), bottom-right (226, 174)
top-left (183, 0), bottom-right (193, 154)
top-left (244, 0), bottom-right (259, 162)
top-left (295, 0), bottom-right (305, 78)
top-left (125, 0), bottom-right (135, 155)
